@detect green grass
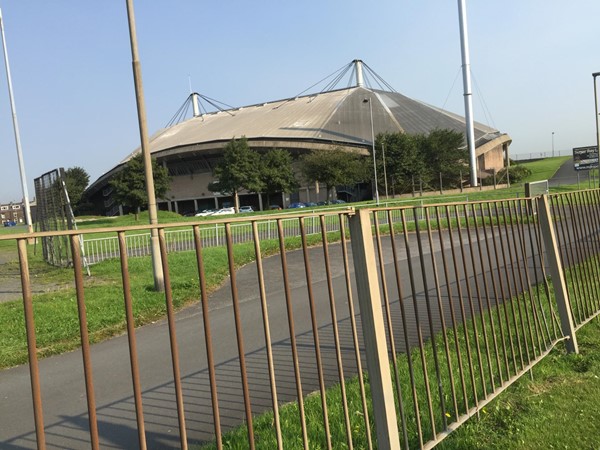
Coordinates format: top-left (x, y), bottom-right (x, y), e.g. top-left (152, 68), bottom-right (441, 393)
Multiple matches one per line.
top-left (438, 319), bottom-right (600, 450)
top-left (0, 230), bottom-right (338, 369)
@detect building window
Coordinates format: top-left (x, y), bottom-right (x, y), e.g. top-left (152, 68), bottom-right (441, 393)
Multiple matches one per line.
top-left (12, 205), bottom-right (20, 209)
top-left (0, 206), bottom-right (8, 211)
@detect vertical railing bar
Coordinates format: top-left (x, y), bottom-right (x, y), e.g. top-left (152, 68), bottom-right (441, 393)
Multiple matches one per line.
top-left (533, 199), bottom-right (559, 340)
top-left (224, 223), bottom-right (255, 449)
top-left (275, 219), bottom-right (309, 450)
top-left (17, 238), bottom-right (47, 450)
top-left (414, 206), bottom-right (448, 431)
top-left (470, 202), bottom-right (502, 387)
top-left (515, 199), bottom-right (545, 354)
top-left (434, 207), bottom-right (466, 417)
top-left (497, 201), bottom-right (526, 370)
top-left (479, 202), bottom-right (511, 382)
top-left (339, 214), bottom-right (374, 450)
top-left (524, 199), bottom-right (554, 347)
top-left (192, 225), bottom-right (222, 449)
top-left (318, 214), bottom-right (354, 450)
top-left (562, 193), bottom-right (591, 319)
top-left (298, 217), bottom-right (332, 450)
top-left (578, 192), bottom-right (600, 310)
top-left (387, 208), bottom-right (424, 446)
top-left (251, 220), bottom-right (283, 449)
top-left (446, 205), bottom-right (479, 411)
top-left (509, 200), bottom-right (540, 360)
top-left (582, 191), bottom-right (600, 309)
top-left (567, 192), bottom-right (597, 318)
top-left (69, 234), bottom-right (100, 450)
top-left (576, 191), bottom-right (600, 312)
top-left (505, 200), bottom-right (534, 366)
top-left (157, 229), bottom-right (188, 450)
top-left (374, 211), bottom-right (409, 449)
top-left (453, 204), bottom-right (487, 398)
top-left (117, 232), bottom-right (147, 450)
top-left (250, 221), bottom-right (283, 449)
top-left (465, 203), bottom-right (495, 391)
top-left (556, 195), bottom-right (587, 321)
top-left (551, 196), bottom-right (580, 322)
top-left (401, 208), bottom-right (437, 438)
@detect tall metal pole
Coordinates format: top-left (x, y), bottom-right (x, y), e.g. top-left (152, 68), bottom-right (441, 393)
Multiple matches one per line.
top-left (593, 72), bottom-right (600, 189)
top-left (125, 0), bottom-right (164, 291)
top-left (365, 97), bottom-right (379, 205)
top-left (457, 0), bottom-right (478, 187)
top-left (552, 131), bottom-right (555, 157)
top-left (0, 9), bottom-right (33, 233)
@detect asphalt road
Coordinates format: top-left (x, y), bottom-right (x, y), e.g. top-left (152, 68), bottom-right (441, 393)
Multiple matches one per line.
top-left (0, 219), bottom-right (571, 449)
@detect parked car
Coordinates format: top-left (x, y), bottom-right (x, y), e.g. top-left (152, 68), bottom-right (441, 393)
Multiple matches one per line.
top-left (316, 201), bottom-right (328, 206)
top-left (239, 206), bottom-right (254, 213)
top-left (3, 220), bottom-right (16, 227)
top-left (269, 204), bottom-right (282, 210)
top-left (195, 208), bottom-right (217, 217)
top-left (304, 202), bottom-right (317, 207)
top-left (288, 202), bottom-right (306, 209)
top-left (211, 207), bottom-right (236, 215)
top-left (331, 199), bottom-right (346, 204)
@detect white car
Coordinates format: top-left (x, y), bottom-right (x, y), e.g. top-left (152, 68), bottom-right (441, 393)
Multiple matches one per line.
top-left (195, 208), bottom-right (217, 217)
top-left (239, 206), bottom-right (254, 213)
top-left (211, 207), bottom-right (236, 216)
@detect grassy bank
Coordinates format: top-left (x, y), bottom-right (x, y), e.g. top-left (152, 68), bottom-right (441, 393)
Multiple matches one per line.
top-left (197, 254), bottom-right (600, 449)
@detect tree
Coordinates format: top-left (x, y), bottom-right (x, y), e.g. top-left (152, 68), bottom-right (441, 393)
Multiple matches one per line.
top-left (300, 148), bottom-right (367, 200)
top-left (208, 137), bottom-right (262, 212)
top-left (259, 149), bottom-right (298, 205)
top-left (109, 153), bottom-right (171, 220)
top-left (376, 132), bottom-right (426, 194)
top-left (64, 166), bottom-right (90, 212)
top-left (420, 128), bottom-right (467, 188)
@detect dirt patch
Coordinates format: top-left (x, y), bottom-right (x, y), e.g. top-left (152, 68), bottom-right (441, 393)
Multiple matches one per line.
top-left (0, 247), bottom-right (65, 304)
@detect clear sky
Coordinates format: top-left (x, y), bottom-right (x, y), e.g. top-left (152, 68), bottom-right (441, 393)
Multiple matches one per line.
top-left (0, 1), bottom-right (599, 202)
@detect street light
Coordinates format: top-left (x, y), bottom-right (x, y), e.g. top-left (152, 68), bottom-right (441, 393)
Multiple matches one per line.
top-left (552, 131), bottom-right (555, 157)
top-left (363, 97), bottom-right (379, 205)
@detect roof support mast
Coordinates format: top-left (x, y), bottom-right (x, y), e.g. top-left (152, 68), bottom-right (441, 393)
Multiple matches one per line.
top-left (457, 0), bottom-right (478, 187)
top-left (354, 59), bottom-right (365, 87)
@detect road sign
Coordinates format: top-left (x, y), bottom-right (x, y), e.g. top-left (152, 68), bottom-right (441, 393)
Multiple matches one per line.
top-left (573, 145), bottom-right (599, 170)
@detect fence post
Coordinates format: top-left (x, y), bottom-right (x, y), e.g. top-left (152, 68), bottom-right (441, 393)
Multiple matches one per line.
top-left (349, 209), bottom-right (401, 450)
top-left (536, 195), bottom-right (579, 353)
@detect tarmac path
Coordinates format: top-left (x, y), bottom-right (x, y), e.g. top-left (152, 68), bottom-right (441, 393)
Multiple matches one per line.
top-left (0, 219), bottom-right (557, 450)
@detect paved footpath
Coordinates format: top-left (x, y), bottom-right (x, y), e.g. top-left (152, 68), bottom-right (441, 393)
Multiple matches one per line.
top-left (0, 226), bottom-right (539, 449)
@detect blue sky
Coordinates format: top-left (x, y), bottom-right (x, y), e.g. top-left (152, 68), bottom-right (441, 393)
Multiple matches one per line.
top-left (0, 1), bottom-right (599, 202)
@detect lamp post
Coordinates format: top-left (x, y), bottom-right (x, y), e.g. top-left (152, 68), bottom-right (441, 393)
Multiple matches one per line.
top-left (593, 72), bottom-right (600, 188)
top-left (363, 98), bottom-right (379, 205)
top-left (126, 0), bottom-right (164, 292)
top-left (552, 131), bottom-right (555, 158)
top-left (0, 9), bottom-right (33, 234)
top-left (382, 142), bottom-right (389, 199)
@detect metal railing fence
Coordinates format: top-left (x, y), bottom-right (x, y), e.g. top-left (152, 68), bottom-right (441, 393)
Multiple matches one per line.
top-left (0, 191), bottom-right (599, 449)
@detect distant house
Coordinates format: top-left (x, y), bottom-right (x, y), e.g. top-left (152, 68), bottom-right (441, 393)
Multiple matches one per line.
top-left (0, 201), bottom-right (26, 225)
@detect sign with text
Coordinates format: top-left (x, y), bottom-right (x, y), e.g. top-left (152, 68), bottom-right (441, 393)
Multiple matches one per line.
top-left (573, 145), bottom-right (599, 171)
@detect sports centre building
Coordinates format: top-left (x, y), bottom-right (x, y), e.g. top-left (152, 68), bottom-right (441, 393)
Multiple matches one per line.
top-left (85, 61), bottom-right (512, 216)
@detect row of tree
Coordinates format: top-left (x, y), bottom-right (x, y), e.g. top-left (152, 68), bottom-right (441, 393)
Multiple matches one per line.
top-left (374, 129), bottom-right (468, 193)
top-left (66, 129), bottom-right (476, 217)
